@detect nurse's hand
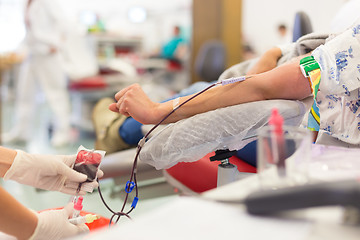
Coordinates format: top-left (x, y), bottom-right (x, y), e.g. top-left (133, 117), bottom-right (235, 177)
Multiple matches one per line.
top-left (109, 83), bottom-right (168, 124)
top-left (3, 150), bottom-right (103, 195)
top-left (30, 203), bottom-right (89, 240)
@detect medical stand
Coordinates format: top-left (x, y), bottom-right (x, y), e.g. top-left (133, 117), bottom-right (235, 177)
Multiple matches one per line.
top-left (210, 149), bottom-right (239, 187)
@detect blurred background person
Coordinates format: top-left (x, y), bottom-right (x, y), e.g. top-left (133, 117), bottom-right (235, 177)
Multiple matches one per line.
top-left (161, 25), bottom-right (187, 61)
top-left (2, 0), bottom-right (72, 147)
top-left (151, 25), bottom-right (188, 63)
top-left (276, 23), bottom-right (292, 44)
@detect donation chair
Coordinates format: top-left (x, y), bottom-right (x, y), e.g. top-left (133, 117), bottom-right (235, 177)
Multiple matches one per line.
top-left (139, 98), bottom-right (313, 196)
top-left (99, 148), bottom-right (176, 200)
top-left (99, 97), bottom-right (312, 197)
top-left (164, 151), bottom-right (256, 195)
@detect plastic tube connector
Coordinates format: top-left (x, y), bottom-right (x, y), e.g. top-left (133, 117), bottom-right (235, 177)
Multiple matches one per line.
top-left (268, 108), bottom-right (286, 177)
top-left (74, 196), bottom-right (84, 211)
top-left (73, 196), bottom-right (84, 218)
top-left (269, 108), bottom-right (284, 134)
top-left (219, 76), bottom-right (251, 86)
top-left (69, 214), bottom-right (100, 225)
top-left (131, 197), bottom-right (139, 208)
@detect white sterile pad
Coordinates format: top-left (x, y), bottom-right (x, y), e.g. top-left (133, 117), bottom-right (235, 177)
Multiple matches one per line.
top-left (139, 99), bottom-right (308, 170)
top-left (308, 144), bottom-right (360, 182)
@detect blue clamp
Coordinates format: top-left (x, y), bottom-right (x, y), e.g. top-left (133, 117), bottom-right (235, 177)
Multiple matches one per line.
top-left (131, 197), bottom-right (139, 208)
top-left (125, 181), bottom-right (136, 193)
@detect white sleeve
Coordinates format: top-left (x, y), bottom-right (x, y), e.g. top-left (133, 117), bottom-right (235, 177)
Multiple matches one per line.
top-left (312, 18), bottom-right (360, 99)
top-left (276, 42), bottom-right (296, 56)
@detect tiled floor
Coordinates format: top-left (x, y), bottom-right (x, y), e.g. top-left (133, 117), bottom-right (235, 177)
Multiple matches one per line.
top-left (0, 86), bottom-right (179, 225)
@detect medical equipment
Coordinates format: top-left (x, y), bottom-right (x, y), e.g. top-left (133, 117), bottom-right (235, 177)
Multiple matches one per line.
top-left (268, 108), bottom-right (286, 176)
top-left (244, 179), bottom-right (360, 224)
top-left (209, 149), bottom-right (253, 187)
top-left (69, 214), bottom-right (100, 225)
top-left (72, 196), bottom-right (83, 218)
top-left (98, 75), bottom-right (310, 225)
top-left (73, 146), bottom-right (104, 183)
top-left (218, 76), bottom-right (251, 85)
top-left (66, 146), bottom-right (105, 194)
top-left (96, 75), bottom-right (254, 225)
top-left (139, 98), bottom-right (309, 170)
top-left (210, 149), bottom-right (238, 186)
top-left (70, 146), bottom-right (103, 220)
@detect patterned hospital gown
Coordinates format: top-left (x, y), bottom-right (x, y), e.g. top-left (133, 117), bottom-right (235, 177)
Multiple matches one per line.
top-left (312, 18), bottom-right (360, 146)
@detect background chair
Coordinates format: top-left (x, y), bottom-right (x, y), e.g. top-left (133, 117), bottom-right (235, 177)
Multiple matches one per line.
top-left (100, 148), bottom-right (176, 200)
top-left (140, 98), bottom-right (312, 196)
top-left (292, 11), bottom-right (313, 42)
top-left (194, 40), bottom-right (226, 82)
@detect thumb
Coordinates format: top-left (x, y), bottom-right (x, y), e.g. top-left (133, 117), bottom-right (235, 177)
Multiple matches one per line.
top-left (63, 203), bottom-right (90, 235)
top-left (63, 202), bottom-right (75, 217)
top-left (57, 162), bottom-right (87, 183)
top-left (76, 224), bottom-right (90, 234)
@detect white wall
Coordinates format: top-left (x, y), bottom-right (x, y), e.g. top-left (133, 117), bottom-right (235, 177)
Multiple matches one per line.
top-left (71, 0), bottom-right (349, 55)
top-left (243, 0), bottom-right (348, 55)
top-left (0, 0), bottom-right (26, 52)
top-left (60, 0), bottom-right (192, 53)
top-left (0, 0), bottom-right (192, 53)
top-left (0, 0), bottom-right (352, 55)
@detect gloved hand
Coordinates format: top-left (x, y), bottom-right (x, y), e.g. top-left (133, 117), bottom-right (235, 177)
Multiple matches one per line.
top-left (29, 203), bottom-right (89, 240)
top-left (3, 150), bottom-right (104, 195)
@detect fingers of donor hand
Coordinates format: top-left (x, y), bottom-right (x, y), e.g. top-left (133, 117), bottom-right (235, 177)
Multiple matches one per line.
top-left (108, 102), bottom-right (119, 113)
top-left (113, 84), bottom-right (144, 115)
top-left (108, 84), bottom-right (134, 114)
top-left (108, 102), bottom-right (129, 118)
top-left (114, 83), bottom-right (144, 101)
top-left (110, 84), bottom-right (162, 124)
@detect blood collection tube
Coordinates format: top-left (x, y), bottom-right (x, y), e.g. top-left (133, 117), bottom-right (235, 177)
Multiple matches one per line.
top-left (72, 196), bottom-right (83, 218)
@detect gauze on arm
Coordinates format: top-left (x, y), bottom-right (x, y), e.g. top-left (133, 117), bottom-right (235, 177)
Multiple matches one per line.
top-left (139, 99), bottom-right (309, 170)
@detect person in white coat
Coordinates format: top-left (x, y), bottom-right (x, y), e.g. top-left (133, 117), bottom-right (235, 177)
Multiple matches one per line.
top-left (3, 0), bottom-right (72, 147)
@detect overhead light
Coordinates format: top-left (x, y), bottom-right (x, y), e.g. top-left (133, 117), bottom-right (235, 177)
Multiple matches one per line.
top-left (127, 7), bottom-right (147, 23)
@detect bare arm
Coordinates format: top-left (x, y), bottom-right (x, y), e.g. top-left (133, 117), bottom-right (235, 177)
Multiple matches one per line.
top-left (109, 59), bottom-right (311, 124)
top-left (0, 147), bottom-right (17, 177)
top-left (0, 147), bottom-right (37, 239)
top-left (246, 47), bottom-right (283, 75)
top-left (0, 187), bottom-right (38, 240)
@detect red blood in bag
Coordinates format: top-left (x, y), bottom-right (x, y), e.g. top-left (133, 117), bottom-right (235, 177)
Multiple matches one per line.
top-left (74, 150), bottom-right (102, 182)
top-left (76, 150), bottom-right (102, 164)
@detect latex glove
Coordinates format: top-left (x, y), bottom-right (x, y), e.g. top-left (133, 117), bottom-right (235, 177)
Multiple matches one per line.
top-left (29, 203), bottom-right (89, 240)
top-left (3, 150), bottom-right (103, 195)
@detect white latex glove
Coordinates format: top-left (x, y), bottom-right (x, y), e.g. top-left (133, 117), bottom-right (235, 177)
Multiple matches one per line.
top-left (3, 150), bottom-right (103, 195)
top-left (29, 203), bottom-right (89, 240)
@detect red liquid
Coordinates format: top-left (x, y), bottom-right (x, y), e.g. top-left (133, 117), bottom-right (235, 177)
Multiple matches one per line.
top-left (74, 150), bottom-right (102, 182)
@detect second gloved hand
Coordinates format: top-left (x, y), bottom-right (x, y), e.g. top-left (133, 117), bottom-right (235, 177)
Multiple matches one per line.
top-left (3, 150), bottom-right (103, 195)
top-left (29, 203), bottom-right (89, 240)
